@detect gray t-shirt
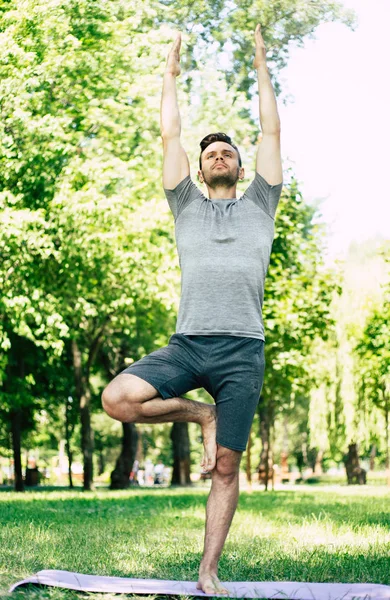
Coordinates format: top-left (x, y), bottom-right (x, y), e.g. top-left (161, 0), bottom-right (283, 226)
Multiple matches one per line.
top-left (164, 172), bottom-right (283, 341)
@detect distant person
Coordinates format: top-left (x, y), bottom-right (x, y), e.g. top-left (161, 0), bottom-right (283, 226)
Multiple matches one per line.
top-left (154, 459), bottom-right (165, 485)
top-left (137, 468), bottom-right (145, 486)
top-left (129, 459), bottom-right (139, 485)
top-left (102, 24), bottom-right (283, 594)
top-left (144, 459), bottom-right (154, 486)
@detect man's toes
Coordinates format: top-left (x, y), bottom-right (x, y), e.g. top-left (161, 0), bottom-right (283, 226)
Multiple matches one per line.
top-left (211, 576), bottom-right (228, 594)
top-left (208, 455), bottom-right (216, 471)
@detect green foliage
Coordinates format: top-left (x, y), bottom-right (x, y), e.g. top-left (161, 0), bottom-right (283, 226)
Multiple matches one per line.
top-left (306, 241), bottom-right (390, 466)
top-left (0, 0), bottom-right (363, 483)
top-left (353, 245), bottom-right (390, 465)
top-left (261, 172), bottom-right (340, 453)
top-left (355, 290), bottom-right (390, 414)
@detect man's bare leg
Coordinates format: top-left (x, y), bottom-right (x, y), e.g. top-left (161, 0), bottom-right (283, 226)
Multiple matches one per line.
top-left (197, 445), bottom-right (242, 594)
top-left (138, 397), bottom-right (217, 472)
top-left (102, 374), bottom-right (217, 472)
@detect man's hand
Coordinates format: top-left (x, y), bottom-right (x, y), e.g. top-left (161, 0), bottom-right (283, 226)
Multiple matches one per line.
top-left (165, 33), bottom-right (181, 77)
top-left (253, 23), bottom-right (267, 69)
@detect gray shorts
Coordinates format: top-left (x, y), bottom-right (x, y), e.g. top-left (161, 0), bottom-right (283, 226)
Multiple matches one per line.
top-left (120, 334), bottom-right (265, 452)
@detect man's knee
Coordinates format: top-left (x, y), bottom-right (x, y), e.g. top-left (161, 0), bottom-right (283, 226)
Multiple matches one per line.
top-left (101, 376), bottom-right (140, 422)
top-left (102, 388), bottom-right (133, 422)
top-left (101, 388), bottom-right (120, 420)
top-left (214, 446), bottom-right (242, 482)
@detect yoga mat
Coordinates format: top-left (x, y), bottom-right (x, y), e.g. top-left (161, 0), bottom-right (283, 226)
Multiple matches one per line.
top-left (9, 569), bottom-right (390, 599)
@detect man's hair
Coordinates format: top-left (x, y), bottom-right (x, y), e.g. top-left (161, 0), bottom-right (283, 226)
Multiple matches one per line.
top-left (199, 132), bottom-right (242, 170)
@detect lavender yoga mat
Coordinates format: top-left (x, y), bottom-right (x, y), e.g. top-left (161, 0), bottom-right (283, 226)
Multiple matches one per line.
top-left (9, 570), bottom-right (390, 599)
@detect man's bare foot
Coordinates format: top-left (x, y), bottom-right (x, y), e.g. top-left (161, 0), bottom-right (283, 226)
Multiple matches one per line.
top-left (200, 405), bottom-right (217, 473)
top-left (197, 571), bottom-right (229, 595)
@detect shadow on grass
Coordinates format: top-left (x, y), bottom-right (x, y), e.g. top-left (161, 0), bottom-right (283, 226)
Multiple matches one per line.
top-left (2, 487), bottom-right (389, 531)
top-left (238, 491), bottom-right (390, 529)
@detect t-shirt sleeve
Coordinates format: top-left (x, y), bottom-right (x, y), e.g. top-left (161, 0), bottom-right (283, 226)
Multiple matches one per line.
top-left (164, 175), bottom-right (204, 221)
top-left (242, 171), bottom-right (283, 219)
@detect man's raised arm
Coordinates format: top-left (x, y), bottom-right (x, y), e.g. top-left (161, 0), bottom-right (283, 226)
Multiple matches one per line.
top-left (253, 24), bottom-right (283, 186)
top-left (160, 33), bottom-right (190, 190)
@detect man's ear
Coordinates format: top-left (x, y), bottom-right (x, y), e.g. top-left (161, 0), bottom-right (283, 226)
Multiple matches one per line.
top-left (198, 170), bottom-right (204, 183)
top-left (239, 167), bottom-right (245, 181)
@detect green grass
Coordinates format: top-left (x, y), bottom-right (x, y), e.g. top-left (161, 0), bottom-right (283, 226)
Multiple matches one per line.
top-left (0, 485), bottom-right (389, 599)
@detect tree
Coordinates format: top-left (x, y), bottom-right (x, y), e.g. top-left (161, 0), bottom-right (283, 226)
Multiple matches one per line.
top-left (305, 240), bottom-right (390, 480)
top-left (109, 424), bottom-right (138, 489)
top-left (258, 176), bottom-right (340, 488)
top-left (0, 0), bottom-right (178, 489)
top-left (0, 331), bottom-right (59, 491)
top-left (170, 423), bottom-right (191, 485)
top-left (354, 270), bottom-right (390, 485)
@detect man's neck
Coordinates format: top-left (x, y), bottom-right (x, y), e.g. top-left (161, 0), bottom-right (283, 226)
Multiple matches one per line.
top-left (206, 185), bottom-right (237, 200)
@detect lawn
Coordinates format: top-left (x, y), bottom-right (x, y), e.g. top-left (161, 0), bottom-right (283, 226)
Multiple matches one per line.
top-left (0, 484), bottom-right (389, 599)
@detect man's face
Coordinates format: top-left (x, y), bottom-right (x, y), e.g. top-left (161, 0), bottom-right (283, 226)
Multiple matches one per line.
top-left (198, 141), bottom-right (242, 189)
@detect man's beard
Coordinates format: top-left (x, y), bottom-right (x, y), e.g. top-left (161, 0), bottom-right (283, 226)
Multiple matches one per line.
top-left (202, 167), bottom-right (239, 190)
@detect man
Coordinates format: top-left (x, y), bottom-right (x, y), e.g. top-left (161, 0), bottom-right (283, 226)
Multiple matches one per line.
top-left (102, 24), bottom-right (283, 595)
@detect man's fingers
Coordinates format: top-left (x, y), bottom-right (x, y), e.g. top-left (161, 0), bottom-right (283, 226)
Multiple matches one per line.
top-left (167, 34), bottom-right (180, 61)
top-left (173, 33), bottom-right (181, 51)
top-left (169, 35), bottom-right (181, 60)
top-left (255, 23), bottom-right (263, 39)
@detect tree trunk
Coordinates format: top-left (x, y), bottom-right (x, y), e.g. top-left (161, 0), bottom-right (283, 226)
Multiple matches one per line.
top-left (9, 352), bottom-right (26, 492)
top-left (302, 432), bottom-right (308, 467)
top-left (271, 426), bottom-right (275, 491)
top-left (170, 422), bottom-right (191, 485)
top-left (264, 437), bottom-right (270, 491)
top-left (369, 444), bottom-right (377, 471)
top-left (71, 339), bottom-right (94, 491)
top-left (135, 429), bottom-right (144, 464)
top-left (385, 393), bottom-right (390, 486)
top-left (65, 396), bottom-right (74, 489)
top-left (110, 423), bottom-right (138, 489)
top-left (280, 416), bottom-right (289, 479)
top-left (80, 391), bottom-right (94, 489)
top-left (11, 409), bottom-right (24, 492)
top-left (344, 443), bottom-right (366, 484)
top-left (314, 449), bottom-right (324, 474)
top-left (307, 447), bottom-right (318, 473)
top-left (257, 398), bottom-right (273, 491)
top-left (71, 317), bottom-right (109, 491)
top-left (98, 450), bottom-right (105, 476)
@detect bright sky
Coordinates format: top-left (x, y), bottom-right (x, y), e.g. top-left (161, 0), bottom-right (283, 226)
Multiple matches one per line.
top-left (254, 0), bottom-right (389, 264)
